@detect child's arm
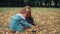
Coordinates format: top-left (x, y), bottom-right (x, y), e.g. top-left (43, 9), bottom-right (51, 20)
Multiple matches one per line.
top-left (13, 14), bottom-right (33, 28)
top-left (20, 19), bottom-right (33, 28)
top-left (26, 16), bottom-right (36, 25)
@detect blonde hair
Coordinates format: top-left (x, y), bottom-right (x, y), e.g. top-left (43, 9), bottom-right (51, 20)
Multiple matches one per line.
top-left (20, 9), bottom-right (27, 14)
top-left (24, 6), bottom-right (31, 13)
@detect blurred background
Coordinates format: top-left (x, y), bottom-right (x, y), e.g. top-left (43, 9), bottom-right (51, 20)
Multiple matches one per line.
top-left (0, 0), bottom-right (60, 34)
top-left (0, 0), bottom-right (60, 7)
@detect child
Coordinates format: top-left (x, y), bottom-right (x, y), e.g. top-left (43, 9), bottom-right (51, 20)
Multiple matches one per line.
top-left (24, 6), bottom-right (39, 33)
top-left (9, 9), bottom-right (33, 34)
top-left (24, 5), bottom-right (36, 26)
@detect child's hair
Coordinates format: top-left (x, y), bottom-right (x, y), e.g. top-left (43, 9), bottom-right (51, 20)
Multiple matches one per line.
top-left (24, 5), bottom-right (31, 13)
top-left (24, 6), bottom-right (31, 18)
top-left (20, 9), bottom-right (27, 14)
top-left (20, 6), bottom-right (31, 18)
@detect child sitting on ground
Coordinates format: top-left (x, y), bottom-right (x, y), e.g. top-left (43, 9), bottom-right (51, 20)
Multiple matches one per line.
top-left (9, 9), bottom-right (34, 34)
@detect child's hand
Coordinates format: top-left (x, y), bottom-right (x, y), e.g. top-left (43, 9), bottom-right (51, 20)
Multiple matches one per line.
top-left (31, 25), bottom-right (34, 29)
top-left (31, 25), bottom-right (34, 28)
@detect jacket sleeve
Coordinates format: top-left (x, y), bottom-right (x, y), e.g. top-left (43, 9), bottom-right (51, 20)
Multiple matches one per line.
top-left (13, 15), bottom-right (32, 28)
top-left (20, 19), bottom-right (32, 28)
top-left (26, 16), bottom-right (36, 25)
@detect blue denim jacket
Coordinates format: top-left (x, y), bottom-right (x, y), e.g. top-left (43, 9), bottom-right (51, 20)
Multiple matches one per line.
top-left (10, 14), bottom-right (31, 32)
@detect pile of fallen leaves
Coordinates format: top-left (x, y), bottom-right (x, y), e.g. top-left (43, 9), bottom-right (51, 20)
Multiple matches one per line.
top-left (0, 8), bottom-right (60, 34)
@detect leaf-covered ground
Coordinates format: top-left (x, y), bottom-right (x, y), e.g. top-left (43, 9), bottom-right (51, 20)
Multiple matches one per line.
top-left (0, 8), bottom-right (60, 34)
